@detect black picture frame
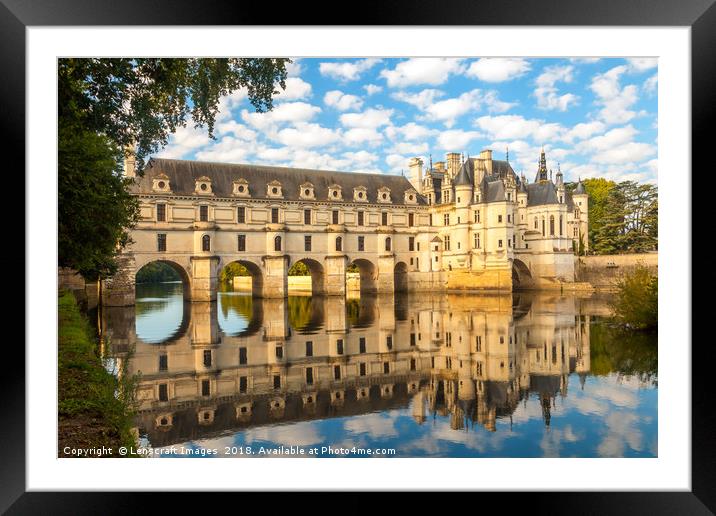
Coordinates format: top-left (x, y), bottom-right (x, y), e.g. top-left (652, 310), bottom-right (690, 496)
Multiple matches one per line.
top-left (4, 0), bottom-right (705, 512)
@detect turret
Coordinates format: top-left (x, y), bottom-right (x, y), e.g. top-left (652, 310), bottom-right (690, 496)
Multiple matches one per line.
top-left (535, 147), bottom-right (548, 183)
top-left (123, 145), bottom-right (136, 178)
top-left (555, 164), bottom-right (565, 203)
top-left (453, 160), bottom-right (473, 207)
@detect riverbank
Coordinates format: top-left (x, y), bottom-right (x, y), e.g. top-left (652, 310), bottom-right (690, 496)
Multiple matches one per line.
top-left (58, 290), bottom-right (137, 457)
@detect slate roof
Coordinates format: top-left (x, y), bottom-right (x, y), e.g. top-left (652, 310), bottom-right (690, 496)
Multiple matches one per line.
top-left (526, 181), bottom-right (559, 206)
top-left (133, 158), bottom-right (427, 205)
top-left (574, 181), bottom-right (586, 195)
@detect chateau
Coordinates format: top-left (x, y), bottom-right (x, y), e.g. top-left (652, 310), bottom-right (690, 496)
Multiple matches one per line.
top-left (103, 148), bottom-right (588, 305)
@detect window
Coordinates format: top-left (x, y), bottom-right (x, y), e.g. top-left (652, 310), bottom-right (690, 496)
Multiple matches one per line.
top-left (385, 237), bottom-right (392, 252)
top-left (410, 333), bottom-right (416, 346)
top-left (239, 376), bottom-right (247, 393)
top-left (429, 214), bottom-right (433, 226)
top-left (332, 210), bottom-right (339, 224)
top-left (358, 211), bottom-right (364, 226)
top-left (476, 335), bottom-right (482, 352)
top-left (304, 209), bottom-right (311, 225)
top-left (336, 339), bottom-right (344, 355)
top-left (238, 234), bottom-right (246, 252)
top-left (237, 206), bottom-right (246, 223)
top-left (159, 384), bottom-right (168, 401)
top-left (202, 235), bottom-right (210, 252)
top-left (507, 214), bottom-right (511, 223)
top-left (358, 236), bottom-right (365, 252)
top-left (382, 212), bottom-right (388, 226)
top-left (157, 203), bottom-right (166, 222)
top-left (560, 215), bottom-right (564, 236)
top-left (157, 234), bottom-right (166, 252)
top-left (334, 365), bottom-right (341, 380)
top-left (444, 236), bottom-right (451, 251)
top-left (201, 380), bottom-right (210, 396)
top-left (498, 214), bottom-right (503, 223)
top-left (475, 210), bottom-right (480, 223)
top-left (203, 350), bottom-right (212, 367)
top-left (498, 239), bottom-right (503, 248)
top-left (159, 354), bottom-right (168, 371)
top-left (474, 233), bottom-right (480, 249)
top-left (306, 367), bottom-right (313, 385)
top-left (271, 208), bottom-right (279, 223)
top-left (550, 215), bottom-right (555, 236)
top-left (304, 235), bottom-right (312, 252)
top-left (305, 341), bottom-right (313, 357)
top-left (274, 235), bottom-right (282, 251)
top-left (443, 213), bottom-right (450, 225)
top-left (335, 236), bottom-right (342, 252)
top-left (359, 337), bottom-right (366, 353)
top-left (383, 362), bottom-right (390, 374)
top-left (275, 346), bottom-right (283, 359)
top-left (199, 205), bottom-right (208, 221)
top-left (408, 213), bottom-right (414, 227)
top-left (409, 237), bottom-right (415, 251)
top-left (239, 347), bottom-right (247, 365)
top-left (542, 218), bottom-right (546, 236)
top-left (386, 335), bottom-right (393, 350)
top-left (359, 363), bottom-right (366, 376)
top-left (273, 375), bottom-right (281, 389)
top-left (534, 218), bottom-right (538, 229)
top-left (410, 358), bottom-right (416, 371)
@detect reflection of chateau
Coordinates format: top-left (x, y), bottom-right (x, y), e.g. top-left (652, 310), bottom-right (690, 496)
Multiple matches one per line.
top-left (104, 292), bottom-right (592, 446)
top-left (103, 149), bottom-right (587, 305)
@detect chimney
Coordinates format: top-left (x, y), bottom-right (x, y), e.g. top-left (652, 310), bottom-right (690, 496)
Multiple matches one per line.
top-left (408, 157), bottom-right (423, 192)
top-left (446, 152), bottom-right (461, 179)
top-left (123, 145), bottom-right (136, 178)
top-left (479, 149), bottom-right (493, 175)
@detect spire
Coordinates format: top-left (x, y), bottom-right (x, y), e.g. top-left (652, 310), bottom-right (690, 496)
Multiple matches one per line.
top-left (537, 148), bottom-right (548, 182)
top-left (505, 146), bottom-right (509, 163)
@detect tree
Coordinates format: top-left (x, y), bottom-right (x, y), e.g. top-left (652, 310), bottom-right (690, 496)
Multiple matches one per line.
top-left (59, 58), bottom-right (290, 280)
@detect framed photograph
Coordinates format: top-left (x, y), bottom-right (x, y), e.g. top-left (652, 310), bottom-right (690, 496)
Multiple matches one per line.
top-left (9, 0), bottom-right (707, 510)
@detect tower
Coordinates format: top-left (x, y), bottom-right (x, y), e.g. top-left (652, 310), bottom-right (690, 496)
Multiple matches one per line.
top-left (408, 157), bottom-right (423, 193)
top-left (536, 147), bottom-right (548, 183)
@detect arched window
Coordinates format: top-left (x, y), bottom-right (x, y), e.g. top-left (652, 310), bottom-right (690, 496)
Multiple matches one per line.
top-left (385, 237), bottom-right (392, 252)
top-left (202, 234), bottom-right (211, 251)
top-left (541, 218), bottom-right (545, 237)
top-left (274, 235), bottom-right (282, 251)
top-left (550, 215), bottom-right (555, 236)
top-left (335, 236), bottom-right (343, 252)
top-left (559, 215), bottom-right (563, 236)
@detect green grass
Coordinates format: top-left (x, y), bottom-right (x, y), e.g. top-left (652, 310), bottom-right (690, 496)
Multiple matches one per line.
top-left (58, 290), bottom-right (138, 457)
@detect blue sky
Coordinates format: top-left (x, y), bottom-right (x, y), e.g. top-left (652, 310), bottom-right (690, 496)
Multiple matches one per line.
top-left (156, 58), bottom-right (658, 184)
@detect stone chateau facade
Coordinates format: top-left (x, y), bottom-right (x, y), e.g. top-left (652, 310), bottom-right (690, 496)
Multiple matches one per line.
top-left (103, 148), bottom-right (588, 305)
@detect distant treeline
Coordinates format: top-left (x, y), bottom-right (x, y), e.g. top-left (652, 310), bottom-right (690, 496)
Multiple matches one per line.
top-left (136, 262), bottom-right (180, 283)
top-left (567, 179), bottom-right (657, 255)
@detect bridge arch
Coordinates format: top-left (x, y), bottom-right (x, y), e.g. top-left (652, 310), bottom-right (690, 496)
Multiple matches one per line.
top-left (347, 258), bottom-right (378, 295)
top-left (512, 259), bottom-right (535, 290)
top-left (220, 259), bottom-right (264, 298)
top-left (288, 257), bottom-right (325, 296)
top-left (394, 261), bottom-right (409, 293)
top-left (135, 259), bottom-right (192, 301)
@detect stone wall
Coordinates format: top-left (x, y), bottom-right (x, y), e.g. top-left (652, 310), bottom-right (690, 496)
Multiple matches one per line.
top-left (576, 253), bottom-right (658, 291)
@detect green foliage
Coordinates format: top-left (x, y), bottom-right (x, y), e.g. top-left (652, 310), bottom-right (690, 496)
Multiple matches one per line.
top-left (347, 263), bottom-right (359, 273)
top-left (220, 262), bottom-right (251, 283)
top-left (59, 58), bottom-right (289, 281)
top-left (58, 290), bottom-right (139, 455)
top-left (288, 261), bottom-right (310, 276)
top-left (569, 178), bottom-right (658, 254)
top-left (589, 318), bottom-right (657, 385)
top-left (135, 262), bottom-right (181, 283)
top-left (609, 265), bottom-right (658, 330)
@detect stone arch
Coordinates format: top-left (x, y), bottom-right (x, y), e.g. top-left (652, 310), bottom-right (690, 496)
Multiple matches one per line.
top-left (512, 259), bottom-right (535, 290)
top-left (394, 261), bottom-right (409, 293)
top-left (135, 259), bottom-right (192, 301)
top-left (220, 259), bottom-right (264, 298)
top-left (288, 257), bottom-right (325, 296)
top-left (348, 258), bottom-right (378, 295)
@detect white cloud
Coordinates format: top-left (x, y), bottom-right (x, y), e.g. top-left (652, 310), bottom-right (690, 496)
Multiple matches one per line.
top-left (386, 153), bottom-right (410, 171)
top-left (466, 58), bottom-right (531, 82)
top-left (274, 122), bottom-right (340, 148)
top-left (387, 141), bottom-right (430, 155)
top-left (395, 88), bottom-right (514, 127)
top-left (437, 130), bottom-right (483, 150)
top-left (194, 136), bottom-right (255, 163)
top-left (569, 58), bottom-right (601, 64)
top-left (534, 65), bottom-right (579, 111)
top-left (643, 74), bottom-right (658, 96)
top-left (380, 58), bottom-right (466, 88)
top-left (385, 122), bottom-right (437, 141)
top-left (240, 102), bottom-right (321, 130)
top-left (156, 125), bottom-right (212, 159)
top-left (215, 121), bottom-right (257, 141)
top-left (319, 58), bottom-right (381, 81)
top-left (591, 142), bottom-right (656, 165)
top-left (576, 125), bottom-right (639, 153)
top-left (363, 84), bottom-right (382, 95)
top-left (324, 90), bottom-right (364, 111)
top-left (627, 58), bottom-right (658, 72)
top-left (563, 121), bottom-right (607, 143)
top-left (590, 65), bottom-right (640, 124)
top-left (275, 77), bottom-right (312, 101)
top-left (342, 127), bottom-right (384, 146)
top-left (339, 108), bottom-right (393, 129)
top-left (216, 88), bottom-right (249, 121)
top-left (285, 58), bottom-right (303, 76)
top-left (475, 114), bottom-right (565, 142)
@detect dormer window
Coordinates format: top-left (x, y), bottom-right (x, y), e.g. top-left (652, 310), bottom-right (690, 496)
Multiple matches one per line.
top-left (328, 184), bottom-right (342, 201)
top-left (195, 176), bottom-right (212, 195)
top-left (152, 173), bottom-right (171, 193)
top-left (299, 182), bottom-right (315, 200)
top-left (353, 186), bottom-right (368, 202)
top-left (377, 187), bottom-right (392, 203)
top-left (404, 189), bottom-right (418, 205)
top-left (267, 180), bottom-right (283, 199)
top-left (233, 179), bottom-right (250, 197)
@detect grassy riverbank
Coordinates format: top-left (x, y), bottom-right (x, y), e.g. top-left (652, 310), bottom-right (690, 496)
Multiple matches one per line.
top-left (58, 290), bottom-right (137, 457)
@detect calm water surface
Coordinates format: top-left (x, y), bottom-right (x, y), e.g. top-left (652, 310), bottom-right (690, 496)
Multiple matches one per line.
top-left (101, 283), bottom-right (657, 458)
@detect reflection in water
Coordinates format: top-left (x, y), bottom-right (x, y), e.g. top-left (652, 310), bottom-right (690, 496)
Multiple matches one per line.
top-left (102, 285), bottom-right (657, 458)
